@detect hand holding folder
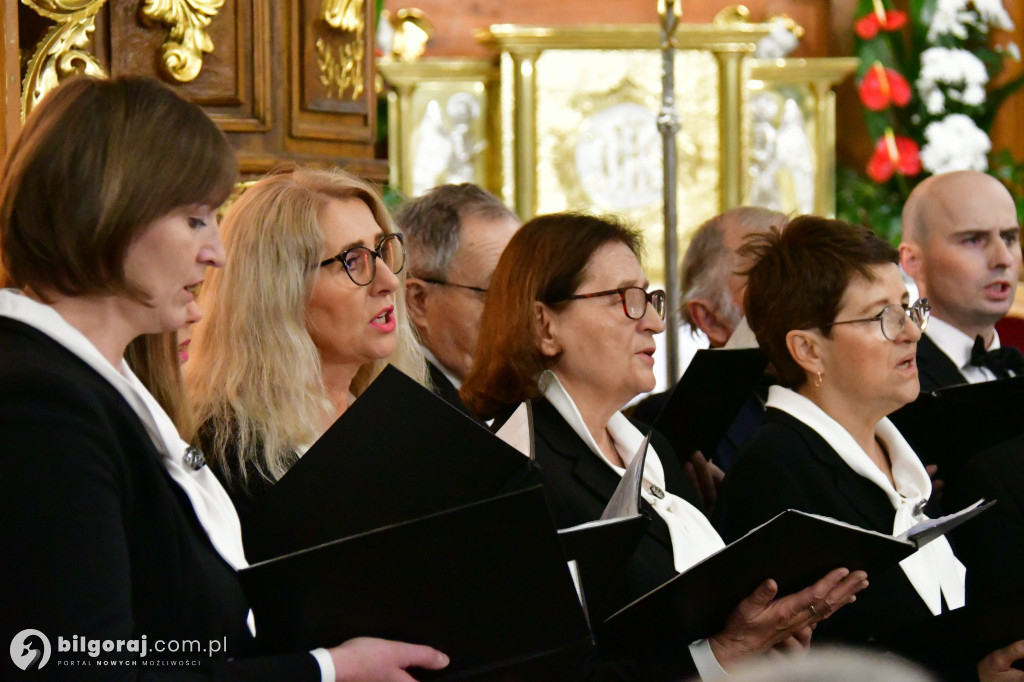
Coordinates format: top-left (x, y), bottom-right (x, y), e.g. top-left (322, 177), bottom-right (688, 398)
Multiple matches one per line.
top-left (601, 500), bottom-right (994, 648)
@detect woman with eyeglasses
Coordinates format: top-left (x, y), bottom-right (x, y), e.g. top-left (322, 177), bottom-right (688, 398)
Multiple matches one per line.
top-left (461, 213), bottom-right (867, 680)
top-left (187, 166), bottom-right (427, 527)
top-left (709, 216), bottom-right (1024, 676)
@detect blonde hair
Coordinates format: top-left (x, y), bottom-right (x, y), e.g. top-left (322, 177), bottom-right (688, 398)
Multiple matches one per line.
top-left (187, 165), bottom-right (427, 486)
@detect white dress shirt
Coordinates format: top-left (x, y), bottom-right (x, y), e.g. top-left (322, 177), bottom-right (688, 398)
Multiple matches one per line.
top-left (924, 316), bottom-right (1003, 383)
top-left (767, 386), bottom-right (966, 615)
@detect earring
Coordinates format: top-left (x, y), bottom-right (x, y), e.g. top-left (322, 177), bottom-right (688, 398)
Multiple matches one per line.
top-left (814, 371), bottom-right (823, 388)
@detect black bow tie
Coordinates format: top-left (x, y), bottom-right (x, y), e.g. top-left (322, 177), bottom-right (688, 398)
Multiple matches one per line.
top-left (969, 335), bottom-right (1024, 379)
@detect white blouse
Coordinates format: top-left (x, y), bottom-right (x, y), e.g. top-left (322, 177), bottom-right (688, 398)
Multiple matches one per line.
top-left (766, 385), bottom-right (966, 615)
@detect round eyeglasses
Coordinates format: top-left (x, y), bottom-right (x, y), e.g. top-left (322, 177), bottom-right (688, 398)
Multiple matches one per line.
top-left (318, 233), bottom-right (406, 286)
top-left (822, 298), bottom-right (930, 341)
top-left (555, 287), bottom-right (667, 321)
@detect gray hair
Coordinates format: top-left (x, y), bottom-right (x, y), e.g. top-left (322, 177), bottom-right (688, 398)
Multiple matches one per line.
top-left (395, 183), bottom-right (518, 279)
top-left (680, 206), bottom-right (788, 333)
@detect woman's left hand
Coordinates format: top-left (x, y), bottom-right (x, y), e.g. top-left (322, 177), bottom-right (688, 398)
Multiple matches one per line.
top-left (708, 568), bottom-right (867, 670)
top-left (684, 450), bottom-right (725, 516)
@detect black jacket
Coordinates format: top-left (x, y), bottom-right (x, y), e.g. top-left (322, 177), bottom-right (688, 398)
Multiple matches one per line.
top-left (713, 408), bottom-right (940, 642)
top-left (917, 333), bottom-right (969, 392)
top-left (0, 317), bottom-right (317, 680)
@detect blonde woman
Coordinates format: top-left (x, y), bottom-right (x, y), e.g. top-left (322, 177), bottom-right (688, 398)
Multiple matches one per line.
top-left (187, 166), bottom-right (427, 521)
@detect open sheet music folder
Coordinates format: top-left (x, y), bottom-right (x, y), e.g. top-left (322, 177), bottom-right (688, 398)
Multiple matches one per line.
top-left (242, 365), bottom-right (540, 562)
top-left (239, 485), bottom-right (593, 681)
top-left (601, 501), bottom-right (992, 647)
top-left (652, 348), bottom-right (769, 459)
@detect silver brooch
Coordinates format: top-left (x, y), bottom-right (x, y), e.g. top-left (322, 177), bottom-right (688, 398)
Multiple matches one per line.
top-left (183, 446), bottom-right (206, 471)
top-left (649, 484), bottom-right (665, 499)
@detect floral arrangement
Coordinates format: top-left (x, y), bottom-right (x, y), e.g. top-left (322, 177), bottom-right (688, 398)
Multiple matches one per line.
top-left (836, 0), bottom-right (1024, 243)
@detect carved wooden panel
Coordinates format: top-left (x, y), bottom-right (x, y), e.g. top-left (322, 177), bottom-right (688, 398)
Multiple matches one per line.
top-left (289, 0), bottom-right (375, 142)
top-left (7, 0), bottom-right (385, 181)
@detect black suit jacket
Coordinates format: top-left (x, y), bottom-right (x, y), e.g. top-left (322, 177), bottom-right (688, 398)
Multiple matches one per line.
top-left (713, 408), bottom-right (940, 643)
top-left (530, 398), bottom-right (704, 681)
top-left (917, 333), bottom-right (969, 392)
top-left (0, 318), bottom-right (316, 680)
top-left (427, 359), bottom-right (475, 418)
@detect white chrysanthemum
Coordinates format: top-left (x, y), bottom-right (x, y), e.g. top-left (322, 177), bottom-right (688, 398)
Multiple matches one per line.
top-left (924, 90), bottom-right (947, 115)
top-left (974, 0), bottom-right (1014, 31)
top-left (928, 0), bottom-right (979, 41)
top-left (920, 114), bottom-right (991, 174)
top-left (917, 47), bottom-right (990, 112)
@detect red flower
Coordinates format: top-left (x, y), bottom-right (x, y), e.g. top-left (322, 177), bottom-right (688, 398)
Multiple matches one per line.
top-left (858, 63), bottom-right (912, 110)
top-left (867, 130), bottom-right (921, 183)
top-left (855, 8), bottom-right (908, 39)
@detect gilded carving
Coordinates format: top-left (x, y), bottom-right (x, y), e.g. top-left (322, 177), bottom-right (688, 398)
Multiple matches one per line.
top-left (321, 0), bottom-right (363, 33)
top-left (315, 37), bottom-right (365, 100)
top-left (21, 5), bottom-right (107, 120)
top-left (138, 0), bottom-right (225, 83)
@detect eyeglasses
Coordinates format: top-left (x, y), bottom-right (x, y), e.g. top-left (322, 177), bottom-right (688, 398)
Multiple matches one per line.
top-left (555, 287), bottom-right (667, 321)
top-left (416, 277), bottom-right (487, 295)
top-left (319, 233), bottom-right (406, 286)
top-left (822, 298), bottom-right (930, 341)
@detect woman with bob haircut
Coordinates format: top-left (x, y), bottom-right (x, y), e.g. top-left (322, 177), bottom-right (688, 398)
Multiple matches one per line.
top-left (712, 215), bottom-right (1022, 677)
top-left (461, 212), bottom-right (867, 680)
top-left (187, 165), bottom-right (427, 520)
top-left (0, 76), bottom-right (446, 681)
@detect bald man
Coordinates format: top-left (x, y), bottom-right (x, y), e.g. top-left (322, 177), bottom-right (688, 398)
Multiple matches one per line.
top-left (900, 170), bottom-right (1023, 392)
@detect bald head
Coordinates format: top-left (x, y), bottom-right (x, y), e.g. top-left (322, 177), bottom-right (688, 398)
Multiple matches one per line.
top-left (902, 171), bottom-right (1015, 245)
top-left (899, 170), bottom-right (1021, 339)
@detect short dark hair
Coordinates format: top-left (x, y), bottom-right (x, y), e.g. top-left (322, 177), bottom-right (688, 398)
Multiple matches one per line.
top-left (1, 75), bottom-right (237, 299)
top-left (742, 215), bottom-right (898, 387)
top-left (461, 212), bottom-right (642, 418)
top-left (394, 183), bottom-right (518, 279)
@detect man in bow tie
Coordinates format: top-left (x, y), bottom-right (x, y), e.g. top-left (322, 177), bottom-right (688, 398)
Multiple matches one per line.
top-left (899, 170), bottom-right (1024, 392)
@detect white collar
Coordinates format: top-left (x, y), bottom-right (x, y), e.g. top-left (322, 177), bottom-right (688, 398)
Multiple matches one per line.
top-left (420, 345), bottom-right (462, 390)
top-left (925, 316), bottom-right (1000, 372)
top-left (766, 385), bottom-right (964, 614)
top-left (539, 370), bottom-right (724, 573)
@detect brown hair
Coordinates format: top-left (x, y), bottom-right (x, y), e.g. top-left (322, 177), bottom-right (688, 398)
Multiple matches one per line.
top-left (126, 333), bottom-right (193, 438)
top-left (0, 75), bottom-right (236, 299)
top-left (742, 215), bottom-right (899, 387)
top-left (461, 212), bottom-right (643, 418)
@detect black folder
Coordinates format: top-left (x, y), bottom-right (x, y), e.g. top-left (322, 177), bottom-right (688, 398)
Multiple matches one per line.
top-left (239, 485), bottom-right (593, 680)
top-left (877, 592), bottom-right (1024, 670)
top-left (601, 503), bottom-right (991, 647)
top-left (652, 348), bottom-right (769, 458)
top-left (890, 375), bottom-right (1024, 473)
top-left (242, 366), bottom-right (540, 562)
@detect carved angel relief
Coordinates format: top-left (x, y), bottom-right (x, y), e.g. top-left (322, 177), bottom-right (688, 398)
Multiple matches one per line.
top-left (316, 0), bottom-right (366, 100)
top-left (139, 0), bottom-right (225, 83)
